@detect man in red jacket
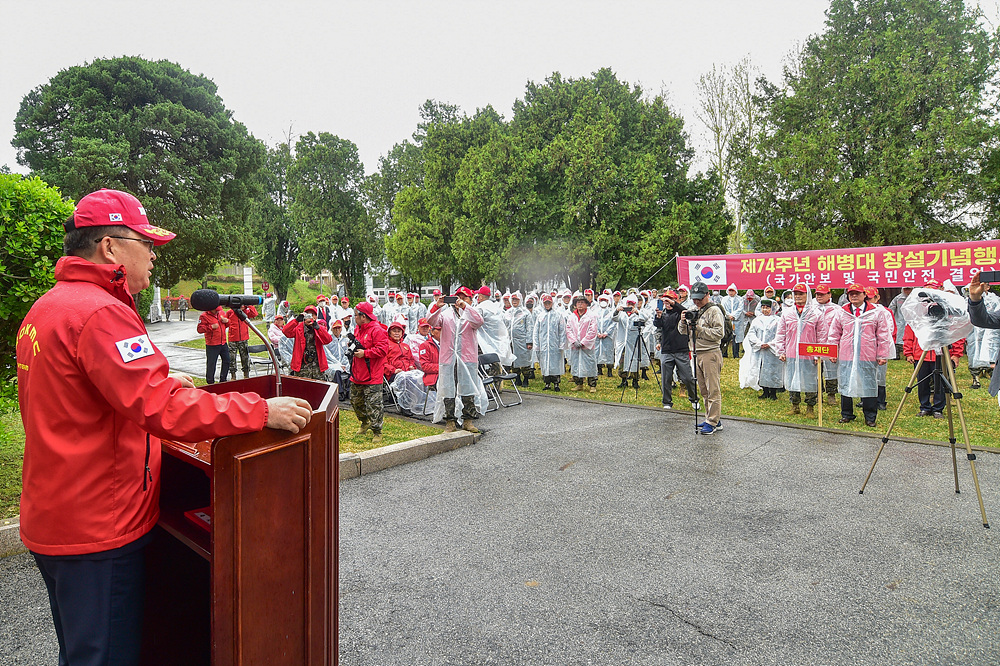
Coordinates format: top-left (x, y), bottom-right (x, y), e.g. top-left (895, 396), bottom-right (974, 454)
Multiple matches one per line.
top-left (350, 302), bottom-right (390, 443)
top-left (197, 305), bottom-right (229, 383)
top-left (16, 189), bottom-right (312, 666)
top-left (226, 303), bottom-right (259, 380)
top-left (282, 305), bottom-right (334, 379)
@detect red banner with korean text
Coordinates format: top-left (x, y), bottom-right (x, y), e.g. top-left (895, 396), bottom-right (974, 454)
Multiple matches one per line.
top-left (678, 240), bottom-right (1000, 291)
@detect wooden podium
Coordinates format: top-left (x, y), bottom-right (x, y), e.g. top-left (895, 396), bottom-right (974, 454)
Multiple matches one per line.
top-left (142, 375), bottom-right (338, 666)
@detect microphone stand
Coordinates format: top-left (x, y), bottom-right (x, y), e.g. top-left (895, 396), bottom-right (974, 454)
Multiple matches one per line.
top-left (233, 307), bottom-right (282, 397)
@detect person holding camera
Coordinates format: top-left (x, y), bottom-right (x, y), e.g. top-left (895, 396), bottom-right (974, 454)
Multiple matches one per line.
top-left (282, 305), bottom-right (334, 380)
top-left (677, 282), bottom-right (726, 435)
top-left (653, 289), bottom-right (698, 409)
top-left (428, 288), bottom-right (485, 431)
top-left (348, 302), bottom-right (390, 442)
top-left (612, 295), bottom-right (649, 389)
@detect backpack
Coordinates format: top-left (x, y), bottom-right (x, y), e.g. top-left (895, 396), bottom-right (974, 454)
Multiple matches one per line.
top-left (713, 303), bottom-right (735, 349)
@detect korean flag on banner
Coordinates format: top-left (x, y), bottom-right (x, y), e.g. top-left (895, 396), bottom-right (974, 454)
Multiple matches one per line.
top-left (689, 260), bottom-right (728, 287)
top-left (116, 335), bottom-right (154, 363)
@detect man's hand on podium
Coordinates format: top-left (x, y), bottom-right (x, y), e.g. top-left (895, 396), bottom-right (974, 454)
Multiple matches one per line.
top-left (169, 371), bottom-right (195, 388)
top-left (266, 397), bottom-right (314, 433)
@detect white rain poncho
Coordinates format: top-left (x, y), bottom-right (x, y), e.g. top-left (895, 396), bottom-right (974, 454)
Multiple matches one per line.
top-left (379, 301), bottom-right (398, 326)
top-left (475, 297), bottom-right (515, 366)
top-left (888, 291), bottom-right (910, 345)
top-left (828, 303), bottom-right (895, 399)
top-left (639, 297), bottom-right (656, 369)
top-left (404, 332), bottom-right (427, 362)
top-left (533, 306), bottom-right (566, 376)
top-left (323, 334), bottom-right (348, 373)
top-left (774, 286), bottom-right (822, 392)
top-left (390, 369), bottom-right (428, 413)
top-left (595, 301), bottom-right (617, 364)
top-left (740, 312), bottom-right (782, 390)
top-left (507, 305), bottom-right (535, 369)
top-left (899, 288), bottom-right (974, 351)
top-left (262, 295), bottom-right (277, 323)
top-left (613, 307), bottom-right (649, 373)
top-left (971, 292), bottom-right (1000, 367)
top-left (408, 301), bottom-right (428, 334)
top-left (873, 304), bottom-right (897, 387)
top-left (428, 304), bottom-right (488, 424)
top-left (721, 286), bottom-right (747, 344)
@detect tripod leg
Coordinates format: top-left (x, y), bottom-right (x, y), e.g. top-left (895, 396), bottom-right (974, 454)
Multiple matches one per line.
top-left (861, 351), bottom-right (926, 494)
top-left (941, 357), bottom-right (960, 494)
top-left (941, 352), bottom-right (990, 528)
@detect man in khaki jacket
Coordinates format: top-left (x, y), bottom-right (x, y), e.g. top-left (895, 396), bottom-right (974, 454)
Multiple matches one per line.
top-left (678, 281), bottom-right (726, 434)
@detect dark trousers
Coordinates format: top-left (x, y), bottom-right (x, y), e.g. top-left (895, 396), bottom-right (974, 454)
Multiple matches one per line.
top-left (660, 351), bottom-right (696, 406)
top-left (790, 391), bottom-right (817, 406)
top-left (205, 343), bottom-right (230, 384)
top-left (842, 395), bottom-right (878, 423)
top-left (761, 387), bottom-right (779, 399)
top-left (916, 358), bottom-right (946, 412)
top-left (33, 538), bottom-right (149, 666)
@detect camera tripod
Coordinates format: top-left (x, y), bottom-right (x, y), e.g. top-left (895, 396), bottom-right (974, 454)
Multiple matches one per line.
top-left (860, 348), bottom-right (990, 528)
top-left (618, 319), bottom-right (660, 404)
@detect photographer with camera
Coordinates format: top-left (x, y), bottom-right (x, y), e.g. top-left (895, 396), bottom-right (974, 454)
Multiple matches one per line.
top-left (966, 271), bottom-right (1000, 397)
top-left (677, 282), bottom-right (726, 435)
top-left (428, 288), bottom-right (485, 432)
top-left (348, 302), bottom-right (390, 443)
top-left (653, 289), bottom-right (698, 410)
top-left (612, 295), bottom-right (648, 390)
top-left (282, 305), bottom-right (334, 381)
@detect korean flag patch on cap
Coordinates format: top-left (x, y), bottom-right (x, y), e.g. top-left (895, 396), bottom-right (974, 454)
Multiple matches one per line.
top-left (116, 335), bottom-right (154, 363)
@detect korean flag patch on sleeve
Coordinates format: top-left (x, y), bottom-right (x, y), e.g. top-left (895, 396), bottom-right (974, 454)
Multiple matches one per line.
top-left (116, 335), bottom-right (155, 363)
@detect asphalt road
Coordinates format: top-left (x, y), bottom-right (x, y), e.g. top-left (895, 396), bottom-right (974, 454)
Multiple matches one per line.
top-left (338, 393), bottom-right (1000, 666)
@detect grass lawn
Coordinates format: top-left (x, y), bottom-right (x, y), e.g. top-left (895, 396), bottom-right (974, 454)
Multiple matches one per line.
top-left (515, 356), bottom-right (1000, 449)
top-left (0, 410), bottom-right (25, 520)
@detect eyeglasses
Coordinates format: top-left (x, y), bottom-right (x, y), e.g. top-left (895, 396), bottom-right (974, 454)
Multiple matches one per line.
top-left (98, 236), bottom-right (155, 253)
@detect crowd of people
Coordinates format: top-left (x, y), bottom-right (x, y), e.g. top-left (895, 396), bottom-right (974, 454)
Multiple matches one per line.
top-left (194, 276), bottom-right (1000, 440)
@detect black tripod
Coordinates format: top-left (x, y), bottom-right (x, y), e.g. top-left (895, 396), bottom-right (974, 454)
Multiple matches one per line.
top-left (685, 315), bottom-right (703, 433)
top-left (860, 348), bottom-right (990, 528)
top-left (618, 319), bottom-right (660, 403)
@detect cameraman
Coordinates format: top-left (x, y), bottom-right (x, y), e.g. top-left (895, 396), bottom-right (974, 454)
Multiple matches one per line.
top-left (677, 282), bottom-right (725, 434)
top-left (653, 289), bottom-right (698, 410)
top-left (349, 302), bottom-right (390, 443)
top-left (282, 305), bottom-right (334, 380)
top-left (967, 272), bottom-right (1000, 396)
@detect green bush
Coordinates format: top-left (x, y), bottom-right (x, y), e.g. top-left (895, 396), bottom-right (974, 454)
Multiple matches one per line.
top-left (0, 174), bottom-right (75, 384)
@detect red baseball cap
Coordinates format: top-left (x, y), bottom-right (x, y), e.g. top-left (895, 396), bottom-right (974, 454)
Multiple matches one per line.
top-left (476, 286), bottom-right (492, 297)
top-left (433, 289), bottom-right (442, 296)
top-left (456, 286), bottom-right (474, 298)
top-left (71, 189), bottom-right (175, 245)
top-left (846, 283), bottom-right (865, 294)
top-left (864, 287), bottom-right (878, 298)
top-left (792, 283), bottom-right (808, 293)
top-left (924, 279), bottom-right (942, 289)
top-left (418, 318), bottom-right (429, 326)
top-left (303, 305), bottom-right (318, 315)
top-left (388, 321), bottom-right (406, 332)
top-left (815, 284), bottom-right (831, 295)
top-left (355, 302), bottom-right (375, 319)
top-left (541, 293), bottom-right (554, 302)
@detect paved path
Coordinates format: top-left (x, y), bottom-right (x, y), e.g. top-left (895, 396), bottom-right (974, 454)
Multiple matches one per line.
top-left (338, 394), bottom-right (1000, 665)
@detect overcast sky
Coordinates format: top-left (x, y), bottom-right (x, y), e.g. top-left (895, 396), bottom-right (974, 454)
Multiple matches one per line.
top-left (2, 0), bottom-right (997, 179)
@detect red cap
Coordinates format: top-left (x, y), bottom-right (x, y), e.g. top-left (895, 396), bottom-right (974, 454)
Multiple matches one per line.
top-left (864, 287), bottom-right (878, 298)
top-left (815, 284), bottom-right (831, 295)
top-left (433, 289), bottom-right (442, 296)
top-left (316, 295), bottom-right (325, 301)
top-left (332, 319), bottom-right (343, 328)
top-left (457, 286), bottom-right (474, 298)
top-left (584, 289), bottom-right (594, 295)
top-left (476, 285), bottom-right (492, 297)
top-left (666, 289), bottom-right (678, 299)
top-left (923, 279), bottom-right (942, 289)
top-left (418, 318), bottom-right (428, 326)
top-left (341, 296), bottom-right (349, 302)
top-left (355, 302), bottom-right (375, 319)
top-left (846, 283), bottom-right (864, 294)
top-left (541, 293), bottom-right (554, 302)
top-left (72, 189), bottom-right (175, 245)
top-left (792, 283), bottom-right (808, 293)
top-left (304, 305), bottom-right (318, 314)
top-left (388, 321), bottom-right (406, 332)
top-left (613, 291), bottom-right (621, 296)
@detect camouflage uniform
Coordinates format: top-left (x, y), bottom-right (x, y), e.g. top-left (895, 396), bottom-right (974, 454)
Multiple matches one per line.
top-left (292, 366), bottom-right (324, 381)
top-left (228, 340), bottom-right (251, 379)
top-left (351, 382), bottom-right (384, 433)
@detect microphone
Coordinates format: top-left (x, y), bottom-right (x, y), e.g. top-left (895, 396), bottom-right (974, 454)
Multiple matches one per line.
top-left (190, 289), bottom-right (264, 311)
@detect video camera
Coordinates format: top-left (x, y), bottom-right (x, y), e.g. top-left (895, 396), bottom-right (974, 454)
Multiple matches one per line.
top-left (683, 309), bottom-right (699, 323)
top-left (345, 332), bottom-right (365, 357)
